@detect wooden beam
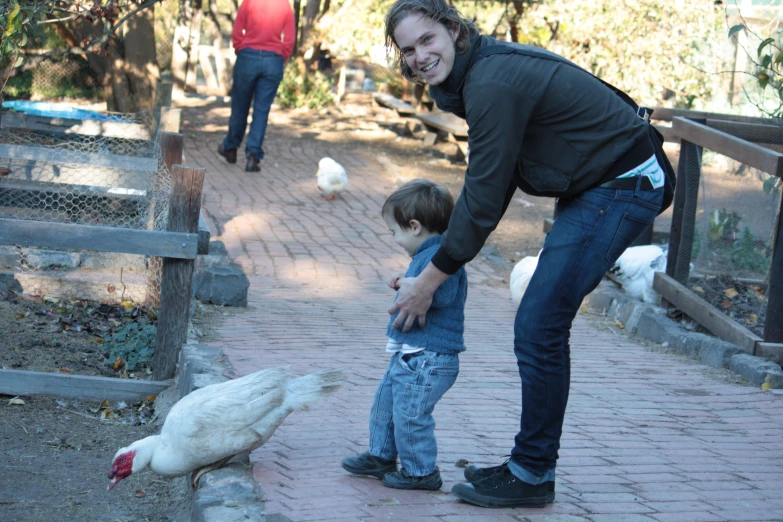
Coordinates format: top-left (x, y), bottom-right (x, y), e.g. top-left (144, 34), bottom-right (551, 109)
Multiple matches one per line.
top-left (0, 143), bottom-right (158, 172)
top-left (0, 217), bottom-right (198, 259)
top-left (153, 164), bottom-right (205, 380)
top-left (754, 342), bottom-right (783, 364)
top-left (653, 272), bottom-right (760, 354)
top-left (706, 119), bottom-right (783, 145)
top-left (0, 369), bottom-right (169, 401)
top-left (672, 117), bottom-right (783, 176)
top-left (653, 107), bottom-right (770, 125)
top-left (666, 139), bottom-right (702, 283)
top-left (159, 107), bottom-right (182, 134)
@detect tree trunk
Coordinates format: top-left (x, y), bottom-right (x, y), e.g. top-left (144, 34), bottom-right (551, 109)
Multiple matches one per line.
top-left (172, 0), bottom-right (200, 96)
top-left (184, 1), bottom-right (204, 93)
top-left (123, 4), bottom-right (160, 112)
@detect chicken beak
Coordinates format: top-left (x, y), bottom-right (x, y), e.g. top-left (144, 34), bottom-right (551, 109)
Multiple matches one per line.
top-left (108, 465), bottom-right (118, 479)
top-left (107, 477), bottom-right (120, 491)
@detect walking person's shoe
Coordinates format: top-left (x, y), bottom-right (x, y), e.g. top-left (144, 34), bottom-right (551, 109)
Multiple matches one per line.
top-left (452, 464), bottom-right (555, 508)
top-left (382, 468), bottom-right (442, 491)
top-left (341, 452), bottom-right (397, 479)
top-left (245, 153), bottom-right (261, 172)
top-left (217, 144), bottom-right (237, 164)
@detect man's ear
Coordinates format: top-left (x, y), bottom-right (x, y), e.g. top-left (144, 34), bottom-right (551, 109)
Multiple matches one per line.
top-left (408, 219), bottom-right (423, 235)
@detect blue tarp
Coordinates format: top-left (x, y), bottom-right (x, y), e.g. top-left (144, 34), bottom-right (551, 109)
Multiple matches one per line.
top-left (1, 101), bottom-right (131, 123)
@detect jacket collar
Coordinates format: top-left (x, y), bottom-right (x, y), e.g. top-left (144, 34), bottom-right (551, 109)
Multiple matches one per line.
top-left (428, 31), bottom-right (485, 118)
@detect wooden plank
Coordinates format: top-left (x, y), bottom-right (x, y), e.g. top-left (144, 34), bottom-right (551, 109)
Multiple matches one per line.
top-left (159, 107), bottom-right (182, 134)
top-left (198, 211), bottom-right (211, 255)
top-left (416, 112), bottom-right (469, 138)
top-left (653, 272), bottom-right (760, 353)
top-left (0, 369), bottom-right (169, 401)
top-left (754, 342), bottom-right (783, 364)
top-left (654, 124), bottom-right (678, 143)
top-left (153, 164), bottom-right (206, 380)
top-left (1, 112), bottom-right (152, 140)
top-left (653, 107), bottom-right (770, 125)
top-left (0, 143), bottom-right (158, 172)
top-left (374, 93), bottom-right (417, 116)
top-left (672, 117), bottom-right (783, 176)
top-left (666, 139), bottom-right (702, 283)
top-left (0, 217), bottom-right (198, 259)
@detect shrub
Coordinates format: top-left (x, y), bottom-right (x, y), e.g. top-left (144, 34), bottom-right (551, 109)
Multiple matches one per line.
top-left (276, 59), bottom-right (337, 110)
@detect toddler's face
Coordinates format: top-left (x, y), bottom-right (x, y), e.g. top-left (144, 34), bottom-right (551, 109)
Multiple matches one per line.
top-left (384, 214), bottom-right (424, 257)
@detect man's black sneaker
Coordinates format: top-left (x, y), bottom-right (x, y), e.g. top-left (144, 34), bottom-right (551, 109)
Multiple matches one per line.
top-left (341, 452), bottom-right (397, 479)
top-left (463, 458), bottom-right (510, 482)
top-left (452, 464), bottom-right (555, 508)
top-left (382, 468), bottom-right (442, 491)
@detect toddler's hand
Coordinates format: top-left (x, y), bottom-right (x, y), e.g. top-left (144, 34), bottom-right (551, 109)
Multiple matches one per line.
top-left (388, 273), bottom-right (403, 290)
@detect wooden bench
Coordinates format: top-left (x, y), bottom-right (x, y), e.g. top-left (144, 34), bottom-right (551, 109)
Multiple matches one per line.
top-left (373, 92), bottom-right (417, 116)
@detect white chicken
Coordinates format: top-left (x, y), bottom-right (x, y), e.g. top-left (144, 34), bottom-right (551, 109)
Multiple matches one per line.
top-left (107, 367), bottom-right (344, 490)
top-left (509, 251), bottom-right (541, 305)
top-left (608, 244), bottom-right (669, 304)
top-left (316, 157), bottom-right (348, 200)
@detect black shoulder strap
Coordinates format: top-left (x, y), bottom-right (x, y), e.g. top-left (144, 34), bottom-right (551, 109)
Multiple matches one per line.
top-left (476, 44), bottom-right (654, 120)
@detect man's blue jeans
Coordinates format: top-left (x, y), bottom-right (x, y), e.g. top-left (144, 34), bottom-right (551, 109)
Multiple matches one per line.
top-left (369, 350), bottom-right (459, 477)
top-left (223, 48), bottom-right (284, 159)
top-left (509, 179), bottom-right (664, 485)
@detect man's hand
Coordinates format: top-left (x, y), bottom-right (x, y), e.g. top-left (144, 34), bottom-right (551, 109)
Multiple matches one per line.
top-left (388, 273), bottom-right (404, 290)
top-left (388, 263), bottom-right (449, 332)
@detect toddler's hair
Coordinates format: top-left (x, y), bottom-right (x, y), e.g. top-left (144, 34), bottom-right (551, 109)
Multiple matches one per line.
top-left (382, 179), bottom-right (454, 234)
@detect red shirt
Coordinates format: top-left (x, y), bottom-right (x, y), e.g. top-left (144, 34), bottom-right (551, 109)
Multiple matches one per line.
top-left (232, 0), bottom-right (295, 61)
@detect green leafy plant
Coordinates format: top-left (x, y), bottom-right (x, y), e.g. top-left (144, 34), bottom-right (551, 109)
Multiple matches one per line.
top-left (104, 320), bottom-right (157, 371)
top-left (276, 60), bottom-right (336, 110)
top-left (730, 227), bottom-right (769, 273)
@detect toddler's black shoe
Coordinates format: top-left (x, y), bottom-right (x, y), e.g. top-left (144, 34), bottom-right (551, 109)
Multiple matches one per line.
top-left (452, 464), bottom-right (555, 508)
top-left (341, 452), bottom-right (397, 479)
top-left (382, 468), bottom-right (442, 491)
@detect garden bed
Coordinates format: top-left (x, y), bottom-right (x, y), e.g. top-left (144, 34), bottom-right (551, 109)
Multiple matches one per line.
top-left (688, 274), bottom-right (767, 339)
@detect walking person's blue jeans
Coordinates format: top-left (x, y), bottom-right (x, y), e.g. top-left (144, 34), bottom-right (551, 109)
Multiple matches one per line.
top-left (223, 48), bottom-right (284, 159)
top-left (369, 350), bottom-right (459, 477)
top-left (508, 178), bottom-right (664, 485)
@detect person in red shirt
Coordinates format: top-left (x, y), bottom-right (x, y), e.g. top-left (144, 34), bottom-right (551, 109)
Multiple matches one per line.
top-left (218, 0), bottom-right (295, 172)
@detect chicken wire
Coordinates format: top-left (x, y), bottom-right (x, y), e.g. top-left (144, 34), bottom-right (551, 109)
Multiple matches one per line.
top-left (680, 136), bottom-right (779, 338)
top-left (0, 125), bottom-right (171, 308)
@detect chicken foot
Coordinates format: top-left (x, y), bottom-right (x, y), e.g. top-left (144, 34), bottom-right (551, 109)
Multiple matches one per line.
top-left (190, 454), bottom-right (235, 488)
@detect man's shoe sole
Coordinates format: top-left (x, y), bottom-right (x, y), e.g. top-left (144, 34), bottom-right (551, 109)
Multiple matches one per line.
top-left (451, 482), bottom-right (554, 508)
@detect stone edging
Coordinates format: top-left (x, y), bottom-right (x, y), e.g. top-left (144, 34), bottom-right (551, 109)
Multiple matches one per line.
top-left (585, 281), bottom-right (783, 389)
top-left (177, 342), bottom-right (291, 522)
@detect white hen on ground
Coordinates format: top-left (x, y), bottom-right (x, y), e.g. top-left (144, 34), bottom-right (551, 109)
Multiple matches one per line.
top-left (510, 251), bottom-right (541, 305)
top-left (316, 157), bottom-right (348, 200)
top-left (608, 244), bottom-right (669, 304)
top-left (107, 367), bottom-right (344, 490)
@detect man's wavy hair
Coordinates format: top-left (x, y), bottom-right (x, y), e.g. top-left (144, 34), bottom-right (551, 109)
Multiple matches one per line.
top-left (384, 0), bottom-right (478, 83)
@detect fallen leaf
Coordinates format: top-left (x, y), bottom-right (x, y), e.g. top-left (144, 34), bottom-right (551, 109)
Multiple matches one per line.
top-left (746, 314), bottom-right (757, 325)
top-left (762, 382), bottom-right (772, 390)
top-left (120, 300), bottom-right (135, 312)
top-left (720, 299), bottom-right (733, 309)
top-left (16, 312), bottom-right (29, 319)
top-left (724, 288), bottom-right (739, 299)
top-left (43, 296), bottom-right (60, 304)
top-left (135, 490), bottom-right (146, 498)
top-left (99, 399), bottom-right (111, 410)
top-left (145, 395), bottom-right (157, 403)
top-left (8, 397), bottom-right (25, 406)
top-left (57, 368), bottom-right (74, 374)
top-left (94, 338), bottom-right (105, 344)
top-left (692, 286), bottom-right (705, 294)
top-left (615, 321), bottom-right (625, 329)
top-left (455, 459), bottom-right (470, 468)
top-left (113, 356), bottom-right (125, 371)
top-left (100, 409), bottom-right (116, 420)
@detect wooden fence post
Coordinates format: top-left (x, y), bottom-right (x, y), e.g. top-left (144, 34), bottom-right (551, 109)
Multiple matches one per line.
top-left (146, 132), bottom-right (184, 308)
top-left (666, 136), bottom-right (703, 284)
top-left (159, 107), bottom-right (182, 134)
top-left (152, 164), bottom-right (205, 380)
top-left (764, 183), bottom-right (783, 343)
top-left (152, 81), bottom-right (173, 136)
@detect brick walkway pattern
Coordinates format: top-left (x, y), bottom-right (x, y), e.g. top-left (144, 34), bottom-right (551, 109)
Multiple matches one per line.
top-left (185, 107), bottom-right (783, 522)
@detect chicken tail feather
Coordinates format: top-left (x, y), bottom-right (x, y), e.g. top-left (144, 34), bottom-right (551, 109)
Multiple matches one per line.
top-left (284, 368), bottom-right (345, 411)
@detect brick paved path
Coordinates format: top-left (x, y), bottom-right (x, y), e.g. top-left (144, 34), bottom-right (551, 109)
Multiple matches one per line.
top-left (184, 103), bottom-right (783, 522)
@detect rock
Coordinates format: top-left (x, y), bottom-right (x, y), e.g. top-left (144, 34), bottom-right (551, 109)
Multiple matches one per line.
top-left (194, 266), bottom-right (249, 307)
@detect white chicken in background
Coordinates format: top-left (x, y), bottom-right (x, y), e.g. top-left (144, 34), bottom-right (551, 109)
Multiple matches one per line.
top-left (509, 251), bottom-right (541, 305)
top-left (316, 157), bottom-right (348, 200)
top-left (608, 244), bottom-right (669, 304)
top-left (107, 367), bottom-right (344, 490)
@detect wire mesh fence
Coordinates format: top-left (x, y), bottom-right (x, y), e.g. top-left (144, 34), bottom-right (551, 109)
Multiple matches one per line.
top-left (0, 124), bottom-right (172, 308)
